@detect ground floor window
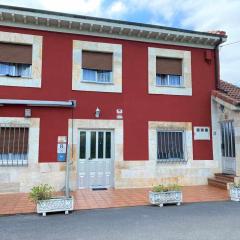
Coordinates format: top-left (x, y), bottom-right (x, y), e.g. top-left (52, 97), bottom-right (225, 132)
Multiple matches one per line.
top-left (157, 130), bottom-right (186, 163)
top-left (0, 125), bottom-right (29, 166)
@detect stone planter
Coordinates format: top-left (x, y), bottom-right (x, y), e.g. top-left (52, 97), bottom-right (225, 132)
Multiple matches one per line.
top-left (149, 191), bottom-right (182, 207)
top-left (37, 196), bottom-right (74, 216)
top-left (229, 185), bottom-right (240, 202)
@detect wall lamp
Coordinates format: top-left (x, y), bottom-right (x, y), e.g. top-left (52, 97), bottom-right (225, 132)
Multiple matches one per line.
top-left (95, 107), bottom-right (101, 118)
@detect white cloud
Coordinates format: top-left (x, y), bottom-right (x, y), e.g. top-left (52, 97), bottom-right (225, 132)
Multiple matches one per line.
top-left (106, 1), bottom-right (127, 18)
top-left (127, 0), bottom-right (240, 86)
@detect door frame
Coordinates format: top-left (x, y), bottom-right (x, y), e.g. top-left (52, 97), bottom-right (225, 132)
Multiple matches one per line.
top-left (77, 128), bottom-right (115, 189)
top-left (220, 120), bottom-right (236, 175)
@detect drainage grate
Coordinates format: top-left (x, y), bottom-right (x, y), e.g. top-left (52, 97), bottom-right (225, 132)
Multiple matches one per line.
top-left (92, 188), bottom-right (108, 191)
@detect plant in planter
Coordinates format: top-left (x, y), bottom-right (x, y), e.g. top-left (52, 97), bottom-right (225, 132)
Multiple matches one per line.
top-left (229, 183), bottom-right (240, 202)
top-left (29, 184), bottom-right (74, 216)
top-left (149, 184), bottom-right (182, 207)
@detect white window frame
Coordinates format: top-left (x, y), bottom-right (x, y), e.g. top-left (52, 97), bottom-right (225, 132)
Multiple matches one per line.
top-left (156, 129), bottom-right (186, 163)
top-left (0, 62), bottom-right (32, 78)
top-left (0, 31), bottom-right (42, 88)
top-left (81, 69), bottom-right (113, 84)
top-left (156, 74), bottom-right (183, 87)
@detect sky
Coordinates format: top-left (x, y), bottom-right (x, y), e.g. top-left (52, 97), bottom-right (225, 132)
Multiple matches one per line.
top-left (0, 0), bottom-right (239, 86)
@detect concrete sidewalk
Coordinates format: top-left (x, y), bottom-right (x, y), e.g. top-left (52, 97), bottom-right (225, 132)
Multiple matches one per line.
top-left (0, 185), bottom-right (229, 215)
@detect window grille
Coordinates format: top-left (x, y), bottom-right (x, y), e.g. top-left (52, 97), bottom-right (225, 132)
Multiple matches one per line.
top-left (220, 121), bottom-right (236, 158)
top-left (0, 125), bottom-right (29, 166)
top-left (157, 130), bottom-right (186, 163)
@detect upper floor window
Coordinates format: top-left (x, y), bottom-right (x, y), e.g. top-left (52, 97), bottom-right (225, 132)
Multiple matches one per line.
top-left (82, 51), bottom-right (113, 84)
top-left (0, 125), bottom-right (29, 166)
top-left (0, 43), bottom-right (32, 78)
top-left (156, 57), bottom-right (182, 87)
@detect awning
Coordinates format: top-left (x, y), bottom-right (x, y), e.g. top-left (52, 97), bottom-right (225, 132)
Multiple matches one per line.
top-left (0, 99), bottom-right (76, 108)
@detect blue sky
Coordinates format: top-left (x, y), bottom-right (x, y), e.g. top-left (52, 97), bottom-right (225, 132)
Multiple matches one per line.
top-left (0, 0), bottom-right (239, 86)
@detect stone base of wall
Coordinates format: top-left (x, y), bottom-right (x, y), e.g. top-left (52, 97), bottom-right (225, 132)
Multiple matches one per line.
top-left (0, 159), bottom-right (221, 193)
top-left (0, 163), bottom-right (66, 193)
top-left (115, 159), bottom-right (220, 188)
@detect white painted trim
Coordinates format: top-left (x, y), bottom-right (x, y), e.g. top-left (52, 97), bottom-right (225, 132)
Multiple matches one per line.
top-left (0, 21), bottom-right (221, 49)
top-left (212, 96), bottom-right (240, 111)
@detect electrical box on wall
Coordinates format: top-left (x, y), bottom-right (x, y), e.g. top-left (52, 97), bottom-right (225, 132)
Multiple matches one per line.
top-left (194, 127), bottom-right (210, 140)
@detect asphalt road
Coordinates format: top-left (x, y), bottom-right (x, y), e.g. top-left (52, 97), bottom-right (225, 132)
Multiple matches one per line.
top-left (1, 201), bottom-right (240, 240)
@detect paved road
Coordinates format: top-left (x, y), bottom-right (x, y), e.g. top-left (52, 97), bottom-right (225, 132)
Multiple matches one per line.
top-left (1, 201), bottom-right (240, 240)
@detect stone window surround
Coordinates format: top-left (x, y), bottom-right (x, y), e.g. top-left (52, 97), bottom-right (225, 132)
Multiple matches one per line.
top-left (148, 47), bottom-right (192, 96)
top-left (0, 117), bottom-right (40, 167)
top-left (148, 121), bottom-right (193, 166)
top-left (72, 40), bottom-right (122, 93)
top-left (0, 31), bottom-right (43, 88)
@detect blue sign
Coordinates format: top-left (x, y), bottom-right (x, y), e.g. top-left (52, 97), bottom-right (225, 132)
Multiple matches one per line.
top-left (57, 153), bottom-right (66, 162)
top-left (57, 143), bottom-right (67, 162)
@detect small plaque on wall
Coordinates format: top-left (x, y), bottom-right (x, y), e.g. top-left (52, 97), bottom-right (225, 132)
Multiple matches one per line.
top-left (194, 126), bottom-right (210, 140)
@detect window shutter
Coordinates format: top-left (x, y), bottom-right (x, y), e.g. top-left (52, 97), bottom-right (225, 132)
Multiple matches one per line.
top-left (82, 51), bottom-right (113, 71)
top-left (156, 57), bottom-right (182, 75)
top-left (0, 43), bottom-right (32, 64)
top-left (0, 127), bottom-right (29, 154)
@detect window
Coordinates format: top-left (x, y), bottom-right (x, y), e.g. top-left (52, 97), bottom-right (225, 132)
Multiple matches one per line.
top-left (82, 69), bottom-right (112, 84)
top-left (156, 74), bottom-right (182, 86)
top-left (0, 43), bottom-right (32, 78)
top-left (156, 57), bottom-right (182, 87)
top-left (81, 51), bottom-right (113, 84)
top-left (0, 125), bottom-right (29, 166)
top-left (0, 62), bottom-right (31, 78)
top-left (157, 130), bottom-right (186, 163)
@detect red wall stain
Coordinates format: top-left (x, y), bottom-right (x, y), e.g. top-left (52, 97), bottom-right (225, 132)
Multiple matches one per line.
top-left (0, 26), bottom-right (216, 162)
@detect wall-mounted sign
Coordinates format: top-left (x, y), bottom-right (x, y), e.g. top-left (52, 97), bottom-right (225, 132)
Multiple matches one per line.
top-left (57, 136), bottom-right (67, 162)
top-left (194, 127), bottom-right (210, 140)
top-left (116, 108), bottom-right (123, 119)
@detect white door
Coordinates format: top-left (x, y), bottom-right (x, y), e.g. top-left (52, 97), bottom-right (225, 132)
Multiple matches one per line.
top-left (220, 121), bottom-right (236, 174)
top-left (78, 130), bottom-right (114, 189)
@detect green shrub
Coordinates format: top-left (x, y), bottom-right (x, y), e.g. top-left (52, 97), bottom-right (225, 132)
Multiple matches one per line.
top-left (152, 184), bottom-right (181, 192)
top-left (29, 184), bottom-right (54, 203)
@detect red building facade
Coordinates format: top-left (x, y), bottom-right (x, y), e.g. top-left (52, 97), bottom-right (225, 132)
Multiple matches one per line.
top-left (0, 5), bottom-right (227, 192)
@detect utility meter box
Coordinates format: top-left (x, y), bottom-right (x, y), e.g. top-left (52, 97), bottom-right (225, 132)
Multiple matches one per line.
top-left (194, 127), bottom-right (210, 140)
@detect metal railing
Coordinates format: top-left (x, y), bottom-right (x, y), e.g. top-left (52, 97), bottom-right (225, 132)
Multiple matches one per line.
top-left (157, 130), bottom-right (186, 163)
top-left (0, 124), bottom-right (29, 166)
top-left (220, 121), bottom-right (236, 158)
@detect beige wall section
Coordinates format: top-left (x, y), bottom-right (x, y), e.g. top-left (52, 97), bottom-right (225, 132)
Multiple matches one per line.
top-left (0, 31), bottom-right (43, 88)
top-left (72, 40), bottom-right (122, 93)
top-left (212, 97), bottom-right (240, 179)
top-left (0, 117), bottom-right (66, 193)
top-left (148, 47), bottom-right (192, 96)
